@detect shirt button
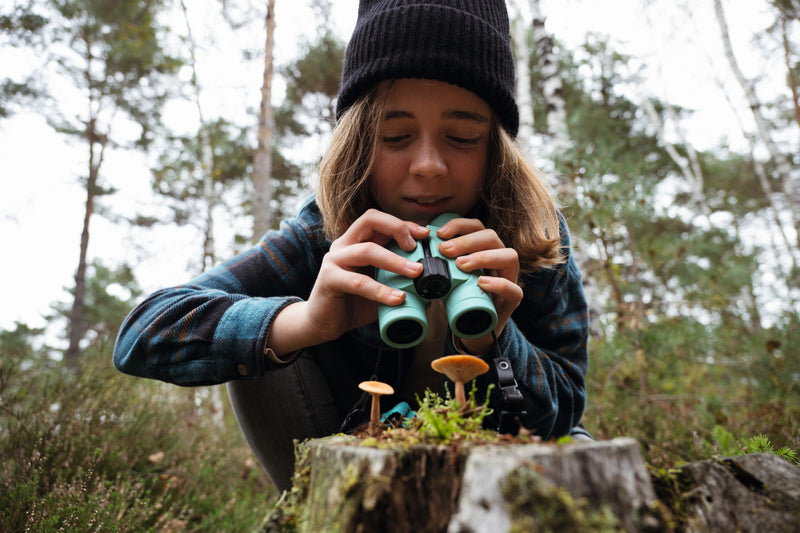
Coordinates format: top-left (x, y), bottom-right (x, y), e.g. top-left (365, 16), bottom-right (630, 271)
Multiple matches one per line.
top-left (237, 364), bottom-right (248, 376)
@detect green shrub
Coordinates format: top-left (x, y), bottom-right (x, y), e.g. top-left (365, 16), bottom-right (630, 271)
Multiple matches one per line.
top-left (0, 334), bottom-right (276, 532)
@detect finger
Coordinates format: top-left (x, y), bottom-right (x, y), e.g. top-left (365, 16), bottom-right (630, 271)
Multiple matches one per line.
top-left (325, 268), bottom-right (408, 306)
top-left (435, 217), bottom-right (486, 239)
top-left (326, 241), bottom-right (424, 278)
top-left (455, 247), bottom-right (520, 281)
top-left (477, 275), bottom-right (524, 314)
top-left (338, 209), bottom-right (430, 252)
top-left (438, 228), bottom-right (504, 258)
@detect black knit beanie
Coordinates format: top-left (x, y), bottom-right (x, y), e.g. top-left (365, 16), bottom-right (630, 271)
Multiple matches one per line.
top-left (336, 0), bottom-right (519, 137)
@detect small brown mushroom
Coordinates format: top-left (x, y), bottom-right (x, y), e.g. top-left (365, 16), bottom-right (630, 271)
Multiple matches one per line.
top-left (358, 380), bottom-right (395, 428)
top-left (431, 355), bottom-right (490, 404)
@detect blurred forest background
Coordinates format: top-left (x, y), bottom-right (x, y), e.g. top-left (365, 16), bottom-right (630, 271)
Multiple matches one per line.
top-left (1, 0), bottom-right (799, 530)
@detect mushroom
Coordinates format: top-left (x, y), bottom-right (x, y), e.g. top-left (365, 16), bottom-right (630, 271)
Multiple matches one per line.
top-left (431, 355), bottom-right (490, 404)
top-left (358, 380), bottom-right (395, 428)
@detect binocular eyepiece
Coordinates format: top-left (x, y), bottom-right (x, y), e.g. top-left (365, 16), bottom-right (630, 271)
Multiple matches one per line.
top-left (375, 213), bottom-right (498, 349)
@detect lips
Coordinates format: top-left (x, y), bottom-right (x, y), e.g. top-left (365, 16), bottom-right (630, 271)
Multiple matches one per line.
top-left (407, 196), bottom-right (451, 206)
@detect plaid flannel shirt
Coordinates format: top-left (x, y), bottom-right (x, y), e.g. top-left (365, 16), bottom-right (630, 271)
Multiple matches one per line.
top-left (113, 196), bottom-right (589, 439)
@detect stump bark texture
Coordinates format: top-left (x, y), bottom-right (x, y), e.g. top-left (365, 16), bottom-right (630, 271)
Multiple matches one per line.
top-left (262, 436), bottom-right (800, 533)
top-left (667, 452), bottom-right (800, 532)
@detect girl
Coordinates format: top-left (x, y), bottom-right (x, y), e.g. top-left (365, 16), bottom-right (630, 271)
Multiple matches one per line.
top-left (114, 0), bottom-right (590, 493)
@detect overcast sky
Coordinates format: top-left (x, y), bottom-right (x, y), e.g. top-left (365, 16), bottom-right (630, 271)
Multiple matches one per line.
top-left (0, 0), bottom-right (784, 338)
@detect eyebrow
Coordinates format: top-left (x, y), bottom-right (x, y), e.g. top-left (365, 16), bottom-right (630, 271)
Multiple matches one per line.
top-left (383, 109), bottom-right (490, 124)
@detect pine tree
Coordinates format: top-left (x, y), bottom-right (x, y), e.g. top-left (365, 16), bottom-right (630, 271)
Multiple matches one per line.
top-left (34, 0), bottom-right (181, 367)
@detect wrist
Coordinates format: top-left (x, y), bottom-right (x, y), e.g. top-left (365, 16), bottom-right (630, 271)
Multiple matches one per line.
top-left (268, 301), bottom-right (319, 357)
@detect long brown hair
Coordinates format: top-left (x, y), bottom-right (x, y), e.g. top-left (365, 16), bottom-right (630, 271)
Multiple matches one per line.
top-left (316, 84), bottom-right (564, 273)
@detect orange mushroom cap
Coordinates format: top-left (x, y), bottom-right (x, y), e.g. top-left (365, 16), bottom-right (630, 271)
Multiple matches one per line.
top-left (358, 380), bottom-right (395, 396)
top-left (431, 355), bottom-right (490, 383)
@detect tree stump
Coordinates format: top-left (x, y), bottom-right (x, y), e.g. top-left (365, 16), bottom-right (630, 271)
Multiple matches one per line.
top-left (264, 435), bottom-right (659, 532)
top-left (656, 452), bottom-right (800, 532)
top-left (449, 437), bottom-right (656, 532)
top-left (263, 436), bottom-right (800, 532)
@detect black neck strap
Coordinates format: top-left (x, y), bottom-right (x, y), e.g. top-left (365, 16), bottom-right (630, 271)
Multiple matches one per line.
top-left (491, 331), bottom-right (527, 435)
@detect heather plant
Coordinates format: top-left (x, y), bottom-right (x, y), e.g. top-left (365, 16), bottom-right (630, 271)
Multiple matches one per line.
top-left (0, 328), bottom-right (276, 532)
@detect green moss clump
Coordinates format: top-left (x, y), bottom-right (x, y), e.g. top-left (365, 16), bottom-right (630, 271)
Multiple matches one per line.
top-left (260, 440), bottom-right (312, 532)
top-left (502, 466), bottom-right (623, 533)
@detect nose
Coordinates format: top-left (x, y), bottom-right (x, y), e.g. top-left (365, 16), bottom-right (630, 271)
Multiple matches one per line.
top-left (409, 136), bottom-right (446, 179)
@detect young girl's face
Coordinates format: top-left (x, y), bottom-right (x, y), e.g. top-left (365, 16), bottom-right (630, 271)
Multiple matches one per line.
top-left (368, 78), bottom-right (491, 226)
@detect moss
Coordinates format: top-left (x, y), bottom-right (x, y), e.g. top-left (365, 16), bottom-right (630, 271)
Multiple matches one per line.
top-left (501, 466), bottom-right (624, 533)
top-left (648, 466), bottom-right (692, 531)
top-left (260, 440), bottom-right (312, 532)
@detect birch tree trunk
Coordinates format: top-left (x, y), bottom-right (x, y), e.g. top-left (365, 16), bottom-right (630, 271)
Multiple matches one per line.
top-left (782, 17), bottom-right (800, 133)
top-left (252, 0), bottom-right (276, 238)
top-left (530, 0), bottom-right (569, 154)
top-left (179, 0), bottom-right (217, 270)
top-left (713, 58), bottom-right (800, 274)
top-left (640, 96), bottom-right (710, 219)
top-left (509, 0), bottom-right (534, 156)
top-left (714, 0), bottom-right (799, 238)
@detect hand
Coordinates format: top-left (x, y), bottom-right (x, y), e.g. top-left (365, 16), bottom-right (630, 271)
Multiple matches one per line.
top-left (435, 217), bottom-right (523, 354)
top-left (272, 209), bottom-right (430, 353)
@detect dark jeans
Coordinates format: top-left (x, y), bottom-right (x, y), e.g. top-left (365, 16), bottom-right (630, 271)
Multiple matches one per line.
top-left (227, 340), bottom-right (377, 492)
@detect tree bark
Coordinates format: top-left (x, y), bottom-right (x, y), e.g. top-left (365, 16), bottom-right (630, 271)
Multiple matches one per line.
top-left (659, 453), bottom-right (800, 532)
top-left (714, 0), bottom-right (798, 237)
top-left (265, 436), bottom-right (660, 532)
top-left (65, 39), bottom-right (107, 367)
top-left (509, 0), bottom-right (534, 155)
top-left (640, 96), bottom-right (710, 219)
top-left (530, 0), bottom-right (569, 154)
top-left (252, 0), bottom-right (276, 238)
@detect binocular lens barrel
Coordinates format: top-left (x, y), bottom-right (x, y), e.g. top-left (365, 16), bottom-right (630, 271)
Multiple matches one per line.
top-left (455, 309), bottom-right (494, 337)
top-left (385, 319), bottom-right (425, 346)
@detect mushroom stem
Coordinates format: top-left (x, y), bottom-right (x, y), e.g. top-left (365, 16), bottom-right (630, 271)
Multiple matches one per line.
top-left (454, 381), bottom-right (466, 405)
top-left (369, 393), bottom-right (381, 427)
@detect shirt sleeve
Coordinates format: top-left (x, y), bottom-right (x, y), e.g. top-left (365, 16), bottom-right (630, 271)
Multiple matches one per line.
top-left (448, 217), bottom-right (589, 439)
top-left (112, 199), bottom-right (328, 386)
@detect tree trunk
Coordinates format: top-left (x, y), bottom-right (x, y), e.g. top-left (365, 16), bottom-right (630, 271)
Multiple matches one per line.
top-left (783, 17), bottom-right (800, 134)
top-left (714, 0), bottom-right (798, 237)
top-left (640, 96), bottom-right (711, 219)
top-left (530, 0), bottom-right (569, 154)
top-left (65, 152), bottom-right (100, 367)
top-left (252, 0), bottom-right (276, 238)
top-left (509, 0), bottom-right (534, 155)
top-left (65, 38), bottom-right (107, 366)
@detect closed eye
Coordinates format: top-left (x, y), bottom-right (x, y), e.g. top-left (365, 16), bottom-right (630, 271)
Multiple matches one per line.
top-left (448, 136), bottom-right (481, 145)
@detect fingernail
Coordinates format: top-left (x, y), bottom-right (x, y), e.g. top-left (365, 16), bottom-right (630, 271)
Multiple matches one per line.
top-left (391, 289), bottom-right (405, 300)
top-left (407, 260), bottom-right (422, 272)
top-left (440, 240), bottom-right (453, 251)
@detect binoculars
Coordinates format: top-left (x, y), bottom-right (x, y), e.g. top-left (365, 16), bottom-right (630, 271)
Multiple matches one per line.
top-left (376, 213), bottom-right (498, 349)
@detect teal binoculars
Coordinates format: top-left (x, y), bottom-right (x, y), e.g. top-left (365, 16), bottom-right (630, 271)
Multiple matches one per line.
top-left (376, 213), bottom-right (498, 349)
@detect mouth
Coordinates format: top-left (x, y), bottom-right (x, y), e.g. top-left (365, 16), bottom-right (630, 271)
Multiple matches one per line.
top-left (406, 196), bottom-right (451, 207)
